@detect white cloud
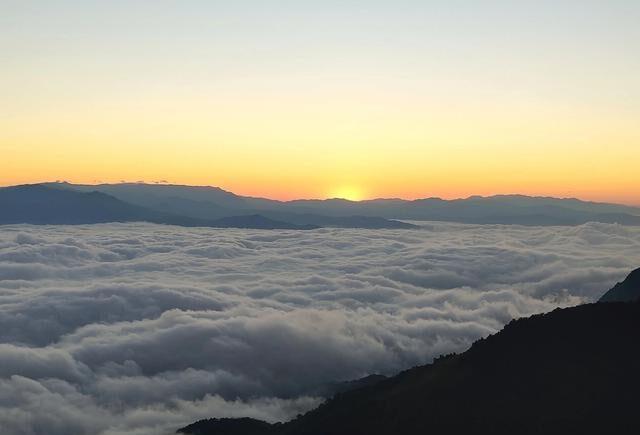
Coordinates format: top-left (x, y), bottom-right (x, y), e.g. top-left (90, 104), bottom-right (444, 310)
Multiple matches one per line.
top-left (0, 222), bottom-right (639, 434)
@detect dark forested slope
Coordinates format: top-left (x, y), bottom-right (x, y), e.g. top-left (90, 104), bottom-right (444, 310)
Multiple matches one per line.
top-left (180, 297), bottom-right (640, 435)
top-left (599, 267), bottom-right (640, 302)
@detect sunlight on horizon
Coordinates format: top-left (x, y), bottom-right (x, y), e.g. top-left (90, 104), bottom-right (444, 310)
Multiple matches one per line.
top-left (326, 186), bottom-right (366, 202)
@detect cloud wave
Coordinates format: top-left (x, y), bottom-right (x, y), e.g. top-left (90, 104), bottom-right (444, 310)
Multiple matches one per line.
top-left (1, 222), bottom-right (639, 434)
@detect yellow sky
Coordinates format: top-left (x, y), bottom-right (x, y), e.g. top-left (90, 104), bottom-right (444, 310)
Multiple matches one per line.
top-left (1, 1), bottom-right (639, 205)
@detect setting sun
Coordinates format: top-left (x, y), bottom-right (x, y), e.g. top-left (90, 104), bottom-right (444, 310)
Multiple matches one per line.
top-left (327, 186), bottom-right (366, 201)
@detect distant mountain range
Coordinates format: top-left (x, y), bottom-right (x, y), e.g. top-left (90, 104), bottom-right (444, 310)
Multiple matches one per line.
top-left (178, 268), bottom-right (640, 435)
top-left (0, 185), bottom-right (318, 229)
top-left (1, 182), bottom-right (639, 229)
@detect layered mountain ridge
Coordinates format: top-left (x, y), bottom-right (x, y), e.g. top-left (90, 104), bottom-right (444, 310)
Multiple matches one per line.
top-left (0, 185), bottom-right (318, 230)
top-left (1, 182), bottom-right (638, 229)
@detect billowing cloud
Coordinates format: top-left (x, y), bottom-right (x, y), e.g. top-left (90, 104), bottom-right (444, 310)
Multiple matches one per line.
top-left (1, 222), bottom-right (639, 434)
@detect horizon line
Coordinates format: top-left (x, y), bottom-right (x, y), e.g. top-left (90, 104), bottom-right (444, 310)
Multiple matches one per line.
top-left (2, 180), bottom-right (639, 208)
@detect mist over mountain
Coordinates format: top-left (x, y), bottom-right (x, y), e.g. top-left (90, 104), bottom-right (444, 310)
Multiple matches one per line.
top-left (179, 272), bottom-right (640, 435)
top-left (39, 182), bottom-right (640, 227)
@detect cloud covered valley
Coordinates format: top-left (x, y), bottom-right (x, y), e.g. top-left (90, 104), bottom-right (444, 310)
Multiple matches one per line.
top-left (1, 222), bottom-right (639, 435)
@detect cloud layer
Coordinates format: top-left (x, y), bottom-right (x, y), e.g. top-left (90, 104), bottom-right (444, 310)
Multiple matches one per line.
top-left (1, 222), bottom-right (639, 434)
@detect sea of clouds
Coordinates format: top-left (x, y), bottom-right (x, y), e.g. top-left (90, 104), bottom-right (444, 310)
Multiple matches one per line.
top-left (1, 222), bottom-right (639, 435)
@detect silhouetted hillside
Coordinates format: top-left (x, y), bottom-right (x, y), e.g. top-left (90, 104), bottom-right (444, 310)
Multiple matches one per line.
top-left (178, 418), bottom-right (272, 435)
top-left (179, 300), bottom-right (640, 435)
top-left (309, 374), bottom-right (388, 398)
top-left (599, 267), bottom-right (640, 302)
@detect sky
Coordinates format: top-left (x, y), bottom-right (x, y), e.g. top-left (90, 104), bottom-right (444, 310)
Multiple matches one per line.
top-left (1, 1), bottom-right (639, 204)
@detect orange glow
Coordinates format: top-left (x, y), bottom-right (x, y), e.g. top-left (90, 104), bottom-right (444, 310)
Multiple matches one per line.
top-left (2, 1), bottom-right (639, 207)
top-left (2, 93), bottom-right (638, 205)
